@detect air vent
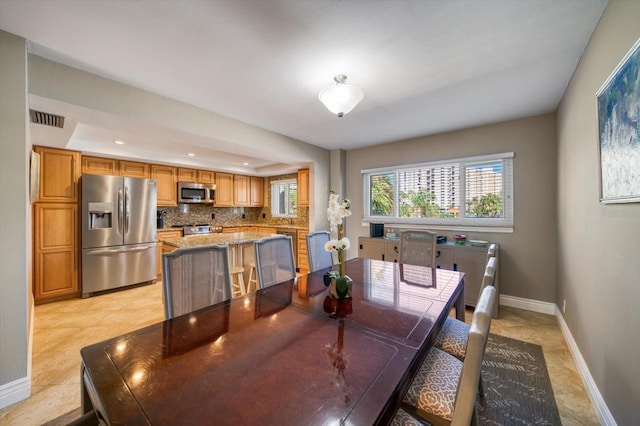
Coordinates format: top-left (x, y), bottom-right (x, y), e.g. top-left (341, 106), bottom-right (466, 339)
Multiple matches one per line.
top-left (29, 109), bottom-right (65, 128)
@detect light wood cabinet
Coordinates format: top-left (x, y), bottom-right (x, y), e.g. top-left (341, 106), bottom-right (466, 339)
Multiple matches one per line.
top-left (82, 156), bottom-right (117, 175)
top-left (119, 160), bottom-right (149, 178)
top-left (151, 165), bottom-right (177, 206)
top-left (33, 203), bottom-right (79, 302)
top-left (250, 176), bottom-right (264, 207)
top-left (240, 226), bottom-right (257, 232)
top-left (234, 175), bottom-right (250, 206)
top-left (198, 170), bottom-right (215, 184)
top-left (297, 168), bottom-right (309, 207)
top-left (223, 227), bottom-right (240, 233)
top-left (35, 146), bottom-right (80, 202)
top-left (257, 227), bottom-right (277, 234)
top-left (297, 230), bottom-right (309, 274)
top-left (216, 173), bottom-right (234, 207)
top-left (178, 168), bottom-right (197, 182)
top-left (82, 156), bottom-right (149, 178)
top-left (157, 230), bottom-right (183, 277)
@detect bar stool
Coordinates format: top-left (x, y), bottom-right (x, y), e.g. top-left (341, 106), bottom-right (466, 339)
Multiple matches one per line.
top-left (246, 262), bottom-right (258, 293)
top-left (230, 266), bottom-right (246, 297)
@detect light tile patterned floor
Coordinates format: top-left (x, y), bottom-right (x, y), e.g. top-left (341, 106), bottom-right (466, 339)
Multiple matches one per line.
top-left (0, 281), bottom-right (597, 425)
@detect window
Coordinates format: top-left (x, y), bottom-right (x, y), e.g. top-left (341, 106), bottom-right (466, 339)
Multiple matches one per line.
top-left (271, 179), bottom-right (297, 217)
top-left (362, 152), bottom-right (513, 229)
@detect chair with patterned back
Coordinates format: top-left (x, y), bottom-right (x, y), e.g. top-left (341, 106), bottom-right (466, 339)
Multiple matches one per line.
top-left (399, 230), bottom-right (438, 268)
top-left (254, 235), bottom-right (296, 289)
top-left (402, 286), bottom-right (497, 426)
top-left (162, 244), bottom-right (232, 320)
top-left (306, 231), bottom-right (334, 272)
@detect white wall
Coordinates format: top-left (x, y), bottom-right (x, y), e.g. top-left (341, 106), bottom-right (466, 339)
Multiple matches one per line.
top-left (0, 30), bottom-right (31, 405)
top-left (556, 1), bottom-right (640, 423)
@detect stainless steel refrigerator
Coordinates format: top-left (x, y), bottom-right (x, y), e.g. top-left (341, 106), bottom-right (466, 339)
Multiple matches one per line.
top-left (81, 174), bottom-right (157, 297)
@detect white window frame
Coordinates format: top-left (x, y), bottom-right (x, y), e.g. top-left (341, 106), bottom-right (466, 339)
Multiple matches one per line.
top-left (362, 152), bottom-right (514, 232)
top-left (270, 179), bottom-right (298, 218)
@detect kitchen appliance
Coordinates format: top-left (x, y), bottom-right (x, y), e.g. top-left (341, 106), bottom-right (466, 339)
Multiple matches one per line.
top-left (177, 181), bottom-right (215, 204)
top-left (181, 224), bottom-right (223, 236)
top-left (157, 210), bottom-right (166, 228)
top-left (370, 223), bottom-right (384, 238)
top-left (81, 174), bottom-right (157, 297)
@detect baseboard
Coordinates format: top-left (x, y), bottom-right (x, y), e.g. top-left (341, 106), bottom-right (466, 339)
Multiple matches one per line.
top-left (555, 307), bottom-right (617, 426)
top-left (499, 294), bottom-right (557, 315)
top-left (500, 294), bottom-right (616, 425)
top-left (0, 301), bottom-right (34, 410)
top-left (0, 376), bottom-right (31, 409)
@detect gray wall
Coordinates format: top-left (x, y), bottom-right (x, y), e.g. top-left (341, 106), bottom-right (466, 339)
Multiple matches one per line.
top-left (344, 114), bottom-right (558, 303)
top-left (0, 31), bottom-right (30, 390)
top-left (557, 1), bottom-right (640, 424)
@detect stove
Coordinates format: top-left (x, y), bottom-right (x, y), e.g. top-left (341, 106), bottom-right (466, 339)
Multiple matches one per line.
top-left (175, 224), bottom-right (223, 236)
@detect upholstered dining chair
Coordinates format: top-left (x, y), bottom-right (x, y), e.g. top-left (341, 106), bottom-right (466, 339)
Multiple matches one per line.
top-left (433, 256), bottom-right (498, 363)
top-left (486, 243), bottom-right (498, 264)
top-left (254, 235), bottom-right (296, 289)
top-left (402, 286), bottom-right (497, 426)
top-left (162, 244), bottom-right (232, 320)
top-left (391, 407), bottom-right (428, 426)
top-left (399, 230), bottom-right (438, 267)
top-left (306, 231), bottom-right (334, 272)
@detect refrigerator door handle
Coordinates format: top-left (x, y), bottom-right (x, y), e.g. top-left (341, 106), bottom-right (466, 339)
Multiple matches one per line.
top-left (85, 245), bottom-right (156, 256)
top-left (124, 186), bottom-right (130, 235)
top-left (117, 187), bottom-right (124, 235)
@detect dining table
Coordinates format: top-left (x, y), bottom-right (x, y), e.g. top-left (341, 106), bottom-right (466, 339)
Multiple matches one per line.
top-left (80, 258), bottom-right (465, 425)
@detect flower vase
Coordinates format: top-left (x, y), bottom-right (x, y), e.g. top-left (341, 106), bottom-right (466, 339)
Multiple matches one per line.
top-left (329, 275), bottom-right (352, 299)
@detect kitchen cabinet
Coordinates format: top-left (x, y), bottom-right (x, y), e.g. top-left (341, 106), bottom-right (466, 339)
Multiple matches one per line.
top-left (178, 168), bottom-right (198, 182)
top-left (82, 156), bottom-right (117, 175)
top-left (357, 237), bottom-right (387, 261)
top-left (35, 146), bottom-right (81, 202)
top-left (82, 156), bottom-right (149, 178)
top-left (119, 160), bottom-right (149, 178)
top-left (223, 227), bottom-right (240, 233)
top-left (151, 164), bottom-right (177, 206)
top-left (234, 175), bottom-right (250, 206)
top-left (157, 230), bottom-right (183, 277)
top-left (241, 226), bottom-right (257, 232)
top-left (216, 173), bottom-right (234, 207)
top-left (33, 203), bottom-right (79, 302)
top-left (297, 230), bottom-right (309, 274)
top-left (297, 168), bottom-right (309, 207)
top-left (257, 227), bottom-right (277, 234)
top-left (198, 170), bottom-right (215, 184)
top-left (250, 176), bottom-right (264, 207)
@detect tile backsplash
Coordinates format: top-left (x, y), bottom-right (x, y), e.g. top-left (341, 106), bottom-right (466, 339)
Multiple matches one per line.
top-left (159, 205), bottom-right (309, 228)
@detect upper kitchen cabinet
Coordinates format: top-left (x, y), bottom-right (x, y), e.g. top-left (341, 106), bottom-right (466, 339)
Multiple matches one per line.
top-left (151, 165), bottom-right (177, 206)
top-left (82, 156), bottom-right (149, 178)
top-left (178, 168), bottom-right (216, 184)
top-left (215, 172), bottom-right (234, 207)
top-left (234, 175), bottom-right (250, 206)
top-left (82, 156), bottom-right (117, 176)
top-left (250, 176), bottom-right (264, 207)
top-left (178, 168), bottom-right (197, 182)
top-left (119, 160), bottom-right (149, 178)
top-left (298, 168), bottom-right (309, 207)
top-left (35, 146), bottom-right (81, 202)
top-left (197, 170), bottom-right (215, 184)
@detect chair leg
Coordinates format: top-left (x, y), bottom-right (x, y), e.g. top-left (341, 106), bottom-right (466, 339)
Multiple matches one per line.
top-left (478, 373), bottom-right (485, 397)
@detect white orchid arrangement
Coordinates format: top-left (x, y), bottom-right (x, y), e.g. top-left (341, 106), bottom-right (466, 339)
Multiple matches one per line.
top-left (323, 191), bottom-right (352, 297)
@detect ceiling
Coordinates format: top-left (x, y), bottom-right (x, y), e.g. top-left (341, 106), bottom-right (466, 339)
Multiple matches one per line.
top-left (0, 0), bottom-right (607, 175)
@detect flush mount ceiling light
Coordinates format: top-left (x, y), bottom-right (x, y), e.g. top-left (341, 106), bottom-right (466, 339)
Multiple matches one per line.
top-left (318, 74), bottom-right (364, 118)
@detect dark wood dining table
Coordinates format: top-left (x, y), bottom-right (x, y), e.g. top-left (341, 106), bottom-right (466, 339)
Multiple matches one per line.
top-left (80, 258), bottom-right (465, 425)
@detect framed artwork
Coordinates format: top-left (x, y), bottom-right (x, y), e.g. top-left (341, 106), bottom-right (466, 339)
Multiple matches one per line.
top-left (596, 37), bottom-right (640, 204)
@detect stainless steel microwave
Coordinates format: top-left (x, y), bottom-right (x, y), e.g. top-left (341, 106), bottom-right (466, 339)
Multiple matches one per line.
top-left (177, 182), bottom-right (215, 204)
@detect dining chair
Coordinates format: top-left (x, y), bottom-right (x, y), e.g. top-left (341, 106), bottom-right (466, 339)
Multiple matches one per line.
top-left (390, 407), bottom-right (428, 426)
top-left (306, 231), bottom-right (334, 272)
top-left (486, 243), bottom-right (498, 264)
top-left (402, 286), bottom-right (497, 426)
top-left (254, 235), bottom-right (296, 289)
top-left (398, 230), bottom-right (438, 267)
top-left (433, 256), bottom-right (497, 362)
top-left (162, 244), bottom-right (232, 319)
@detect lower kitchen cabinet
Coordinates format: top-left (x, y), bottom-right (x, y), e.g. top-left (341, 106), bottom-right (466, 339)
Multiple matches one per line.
top-left (157, 230), bottom-right (183, 278)
top-left (297, 230), bottom-right (309, 274)
top-left (33, 203), bottom-right (79, 302)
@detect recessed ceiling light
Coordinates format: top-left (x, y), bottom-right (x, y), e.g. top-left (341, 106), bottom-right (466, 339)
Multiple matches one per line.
top-left (187, 153), bottom-right (195, 157)
top-left (114, 140), bottom-right (125, 145)
top-left (243, 162), bottom-right (249, 166)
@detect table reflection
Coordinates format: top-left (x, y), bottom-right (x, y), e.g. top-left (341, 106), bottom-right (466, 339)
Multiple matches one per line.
top-left (323, 296), bottom-right (353, 405)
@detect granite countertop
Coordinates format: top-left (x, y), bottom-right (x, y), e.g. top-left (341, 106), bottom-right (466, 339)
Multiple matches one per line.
top-left (161, 232), bottom-right (278, 249)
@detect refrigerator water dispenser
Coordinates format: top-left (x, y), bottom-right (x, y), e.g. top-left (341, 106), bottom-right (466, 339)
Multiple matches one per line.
top-left (88, 202), bottom-right (113, 229)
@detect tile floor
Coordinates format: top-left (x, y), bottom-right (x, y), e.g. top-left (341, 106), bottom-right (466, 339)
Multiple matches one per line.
top-left (0, 281), bottom-right (598, 425)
